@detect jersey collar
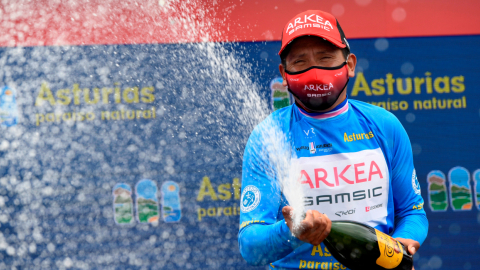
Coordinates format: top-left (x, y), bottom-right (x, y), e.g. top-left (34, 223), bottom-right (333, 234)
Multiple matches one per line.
top-left (296, 98), bottom-right (349, 120)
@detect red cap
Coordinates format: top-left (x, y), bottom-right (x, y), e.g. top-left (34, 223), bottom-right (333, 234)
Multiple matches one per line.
top-left (278, 10), bottom-right (349, 55)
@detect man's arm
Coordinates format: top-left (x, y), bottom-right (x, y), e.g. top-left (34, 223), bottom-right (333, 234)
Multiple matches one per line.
top-left (237, 123), bottom-right (300, 265)
top-left (385, 113), bottom-right (428, 247)
top-left (239, 220), bottom-right (303, 266)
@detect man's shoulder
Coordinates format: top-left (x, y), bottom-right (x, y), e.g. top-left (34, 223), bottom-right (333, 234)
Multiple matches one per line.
top-left (349, 99), bottom-right (400, 125)
top-left (252, 105), bottom-right (293, 132)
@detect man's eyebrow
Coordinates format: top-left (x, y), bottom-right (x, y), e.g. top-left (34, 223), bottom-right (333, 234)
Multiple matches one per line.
top-left (289, 52), bottom-right (306, 59)
top-left (314, 49), bottom-right (335, 55)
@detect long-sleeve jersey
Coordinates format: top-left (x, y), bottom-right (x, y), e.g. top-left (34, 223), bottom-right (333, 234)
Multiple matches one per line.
top-left (238, 99), bottom-right (428, 269)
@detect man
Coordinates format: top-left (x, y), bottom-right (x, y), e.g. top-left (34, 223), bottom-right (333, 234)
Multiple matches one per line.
top-left (238, 10), bottom-right (428, 269)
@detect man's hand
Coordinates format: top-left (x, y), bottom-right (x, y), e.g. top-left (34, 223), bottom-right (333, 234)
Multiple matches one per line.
top-left (282, 206), bottom-right (331, 246)
top-left (395, 238), bottom-right (420, 270)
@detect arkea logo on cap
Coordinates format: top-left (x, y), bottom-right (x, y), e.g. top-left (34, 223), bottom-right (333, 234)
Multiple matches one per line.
top-left (278, 10), bottom-right (348, 55)
top-left (285, 14), bottom-right (334, 36)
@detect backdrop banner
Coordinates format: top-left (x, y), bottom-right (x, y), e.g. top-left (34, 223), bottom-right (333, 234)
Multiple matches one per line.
top-left (0, 35), bottom-right (479, 269)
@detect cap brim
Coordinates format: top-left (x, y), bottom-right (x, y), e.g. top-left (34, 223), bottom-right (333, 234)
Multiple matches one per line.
top-left (278, 33), bottom-right (346, 55)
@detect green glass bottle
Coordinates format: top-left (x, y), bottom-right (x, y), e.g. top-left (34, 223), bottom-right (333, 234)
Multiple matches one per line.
top-left (323, 221), bottom-right (413, 270)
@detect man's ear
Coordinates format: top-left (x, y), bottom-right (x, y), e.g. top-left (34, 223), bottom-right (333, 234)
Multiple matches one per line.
top-left (279, 64), bottom-right (288, 87)
top-left (346, 53), bottom-right (357, 78)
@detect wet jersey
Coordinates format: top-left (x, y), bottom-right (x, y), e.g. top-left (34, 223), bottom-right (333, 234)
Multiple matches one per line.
top-left (238, 99), bottom-right (428, 269)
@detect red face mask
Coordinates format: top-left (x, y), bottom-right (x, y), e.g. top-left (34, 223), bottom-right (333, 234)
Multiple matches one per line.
top-left (285, 61), bottom-right (349, 111)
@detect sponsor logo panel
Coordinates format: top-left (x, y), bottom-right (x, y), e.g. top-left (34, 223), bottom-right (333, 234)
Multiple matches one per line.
top-left (448, 167), bottom-right (472, 211)
top-left (270, 77), bottom-right (291, 111)
top-left (136, 179), bottom-right (160, 223)
top-left (112, 183), bottom-right (134, 225)
top-left (412, 169), bottom-right (421, 195)
top-left (294, 148), bottom-right (389, 226)
top-left (161, 181), bottom-right (181, 223)
top-left (240, 185), bottom-right (261, 213)
top-left (427, 167), bottom-right (480, 212)
top-left (0, 86), bottom-right (19, 128)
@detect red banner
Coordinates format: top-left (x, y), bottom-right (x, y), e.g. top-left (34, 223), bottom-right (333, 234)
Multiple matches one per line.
top-left (1, 0), bottom-right (479, 47)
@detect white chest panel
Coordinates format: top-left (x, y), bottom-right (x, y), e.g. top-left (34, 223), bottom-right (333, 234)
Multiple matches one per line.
top-left (291, 148), bottom-right (389, 227)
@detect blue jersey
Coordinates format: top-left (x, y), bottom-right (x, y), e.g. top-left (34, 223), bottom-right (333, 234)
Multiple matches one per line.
top-left (238, 99), bottom-right (428, 269)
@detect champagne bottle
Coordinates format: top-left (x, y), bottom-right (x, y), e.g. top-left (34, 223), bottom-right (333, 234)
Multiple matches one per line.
top-left (322, 221), bottom-right (413, 270)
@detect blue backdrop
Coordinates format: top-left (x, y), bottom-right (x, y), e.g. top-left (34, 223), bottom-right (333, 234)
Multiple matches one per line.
top-left (0, 35), bottom-right (479, 269)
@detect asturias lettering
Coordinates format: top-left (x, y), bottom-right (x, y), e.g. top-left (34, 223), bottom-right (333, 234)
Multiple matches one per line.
top-left (344, 131), bottom-right (374, 142)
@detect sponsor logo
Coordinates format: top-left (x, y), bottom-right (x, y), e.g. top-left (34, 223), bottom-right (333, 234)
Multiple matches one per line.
top-left (412, 202), bottom-right (424, 210)
top-left (304, 187), bottom-right (383, 205)
top-left (240, 219), bottom-right (265, 229)
top-left (344, 131), bottom-right (374, 142)
top-left (366, 203), bottom-right (383, 212)
top-left (113, 183), bottom-right (134, 225)
top-left (295, 143), bottom-right (332, 152)
top-left (240, 185), bottom-right (261, 213)
top-left (309, 142), bottom-right (316, 154)
top-left (448, 167), bottom-right (472, 211)
top-left (303, 128), bottom-right (315, 136)
top-left (112, 179), bottom-right (180, 225)
top-left (270, 77), bottom-right (291, 111)
top-left (298, 160), bottom-right (384, 189)
top-left (161, 181), bottom-right (182, 223)
top-left (304, 83), bottom-right (334, 91)
top-left (427, 167), bottom-right (480, 212)
top-left (285, 14), bottom-right (333, 35)
top-left (307, 92), bottom-right (331, 98)
top-left (335, 208), bottom-right (356, 217)
top-left (294, 149), bottom-right (389, 227)
top-left (136, 179), bottom-right (160, 223)
top-left (0, 86), bottom-right (18, 128)
top-left (412, 169), bottom-right (421, 195)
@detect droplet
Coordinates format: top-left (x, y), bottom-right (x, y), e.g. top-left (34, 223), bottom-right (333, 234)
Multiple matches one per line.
top-left (357, 58), bottom-right (369, 71)
top-left (429, 237), bottom-right (441, 248)
top-left (449, 223), bottom-right (461, 235)
top-left (260, 51), bottom-right (268, 60)
top-left (411, 143), bottom-right (422, 155)
top-left (331, 4), bottom-right (345, 17)
top-left (392, 7), bottom-right (407, 22)
top-left (406, 113), bottom-right (415, 123)
top-left (64, 258), bottom-right (73, 268)
top-left (413, 251), bottom-right (420, 261)
top-left (355, 0), bottom-right (372, 6)
top-left (374, 38), bottom-right (389, 52)
top-left (262, 31), bottom-right (274, 41)
top-left (6, 246), bottom-right (15, 256)
top-left (428, 255), bottom-right (442, 269)
top-left (401, 62), bottom-right (414, 75)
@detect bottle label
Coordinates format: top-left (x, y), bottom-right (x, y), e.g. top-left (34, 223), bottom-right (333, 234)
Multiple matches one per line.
top-left (375, 229), bottom-right (404, 269)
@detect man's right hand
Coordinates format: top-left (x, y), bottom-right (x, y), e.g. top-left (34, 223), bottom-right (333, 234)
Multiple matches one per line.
top-left (282, 206), bottom-right (332, 246)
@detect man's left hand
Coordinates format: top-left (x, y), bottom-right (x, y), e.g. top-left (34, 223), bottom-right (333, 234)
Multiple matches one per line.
top-left (395, 238), bottom-right (420, 270)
